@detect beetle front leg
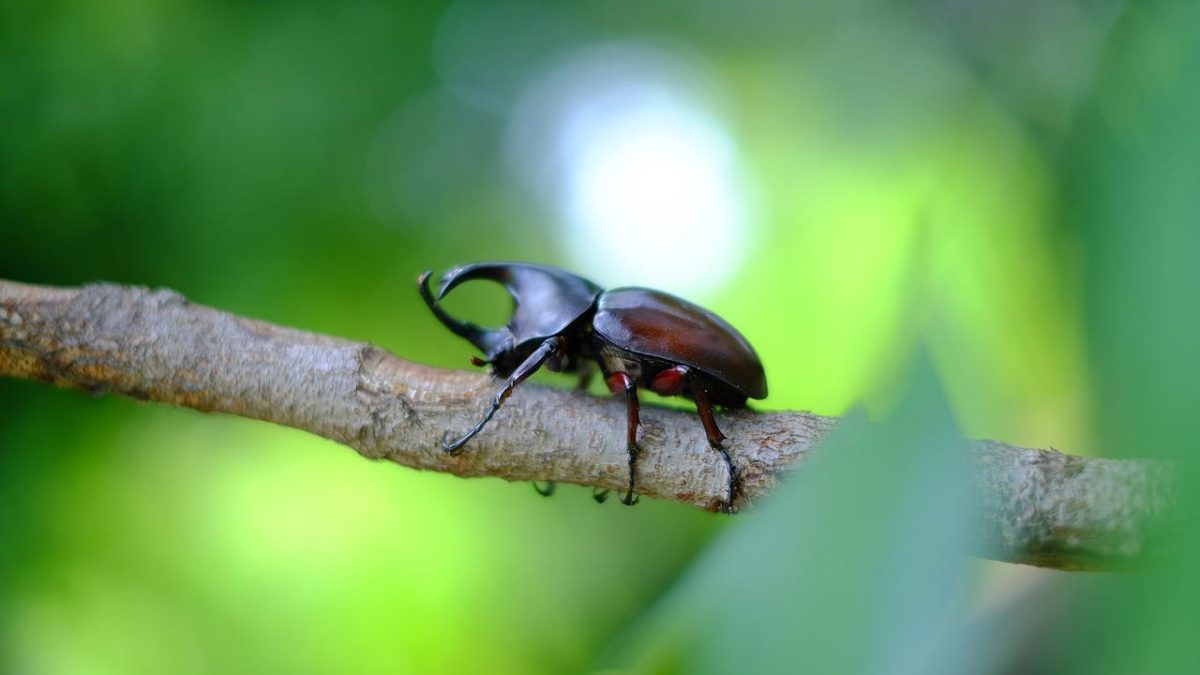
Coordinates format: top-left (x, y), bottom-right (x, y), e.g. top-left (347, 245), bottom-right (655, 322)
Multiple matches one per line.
top-left (605, 371), bottom-right (641, 506)
top-left (441, 336), bottom-right (563, 454)
top-left (688, 376), bottom-right (738, 514)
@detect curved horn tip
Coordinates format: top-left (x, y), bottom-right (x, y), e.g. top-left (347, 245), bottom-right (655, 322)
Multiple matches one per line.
top-left (416, 270), bottom-right (438, 308)
top-left (435, 269), bottom-right (469, 300)
top-left (433, 262), bottom-right (514, 300)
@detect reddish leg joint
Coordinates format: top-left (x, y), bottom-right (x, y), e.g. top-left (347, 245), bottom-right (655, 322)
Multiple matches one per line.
top-left (649, 364), bottom-right (689, 396)
top-left (606, 371), bottom-right (634, 394)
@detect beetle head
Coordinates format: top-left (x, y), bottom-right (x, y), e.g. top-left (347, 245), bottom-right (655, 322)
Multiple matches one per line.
top-left (418, 262), bottom-right (602, 371)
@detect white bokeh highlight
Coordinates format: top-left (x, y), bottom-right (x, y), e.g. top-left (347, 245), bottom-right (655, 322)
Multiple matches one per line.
top-left (507, 45), bottom-right (752, 297)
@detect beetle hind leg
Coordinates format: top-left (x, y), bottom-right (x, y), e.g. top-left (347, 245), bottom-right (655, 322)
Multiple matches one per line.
top-left (689, 376), bottom-right (739, 514)
top-left (605, 371), bottom-right (641, 506)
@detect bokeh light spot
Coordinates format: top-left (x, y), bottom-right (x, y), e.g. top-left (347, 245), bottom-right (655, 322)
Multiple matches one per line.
top-left (507, 44), bottom-right (753, 296)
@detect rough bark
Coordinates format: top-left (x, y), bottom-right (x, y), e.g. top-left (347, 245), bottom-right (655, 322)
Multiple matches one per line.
top-left (0, 280), bottom-right (1176, 571)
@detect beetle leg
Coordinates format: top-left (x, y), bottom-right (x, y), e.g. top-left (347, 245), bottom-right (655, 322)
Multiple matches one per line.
top-left (605, 371), bottom-right (641, 506)
top-left (689, 375), bottom-right (738, 514)
top-left (441, 336), bottom-right (563, 454)
top-left (576, 368), bottom-right (595, 391)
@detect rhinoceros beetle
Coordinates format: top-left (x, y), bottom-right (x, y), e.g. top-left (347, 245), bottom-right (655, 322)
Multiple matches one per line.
top-left (417, 262), bottom-right (767, 512)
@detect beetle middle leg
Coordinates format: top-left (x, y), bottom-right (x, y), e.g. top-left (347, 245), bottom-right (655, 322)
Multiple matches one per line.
top-left (605, 371), bottom-right (641, 506)
top-left (441, 336), bottom-right (564, 454)
top-left (575, 366), bottom-right (595, 392)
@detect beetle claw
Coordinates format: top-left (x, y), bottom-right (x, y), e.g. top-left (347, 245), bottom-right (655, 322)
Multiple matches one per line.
top-left (712, 444), bottom-right (740, 514)
top-left (592, 487), bottom-right (610, 503)
top-left (533, 481), bottom-right (556, 497)
top-left (440, 431), bottom-right (465, 454)
top-left (623, 444), bottom-right (641, 506)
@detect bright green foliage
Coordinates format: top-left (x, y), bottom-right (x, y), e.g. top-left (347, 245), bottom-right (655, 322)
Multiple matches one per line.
top-left (2, 1), bottom-right (1197, 673)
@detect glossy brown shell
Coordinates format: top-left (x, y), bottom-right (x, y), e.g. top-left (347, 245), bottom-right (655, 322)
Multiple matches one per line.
top-left (593, 288), bottom-right (767, 399)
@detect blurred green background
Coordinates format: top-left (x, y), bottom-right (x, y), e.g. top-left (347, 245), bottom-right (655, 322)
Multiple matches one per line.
top-left (2, 0), bottom-right (1197, 673)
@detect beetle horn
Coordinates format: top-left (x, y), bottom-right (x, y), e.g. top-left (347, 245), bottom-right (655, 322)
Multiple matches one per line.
top-left (444, 262), bottom-right (601, 339)
top-left (417, 269), bottom-right (510, 361)
top-left (419, 262), bottom-right (602, 363)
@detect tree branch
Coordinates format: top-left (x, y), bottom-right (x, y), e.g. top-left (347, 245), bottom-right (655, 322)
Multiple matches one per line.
top-left (0, 280), bottom-right (1176, 571)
